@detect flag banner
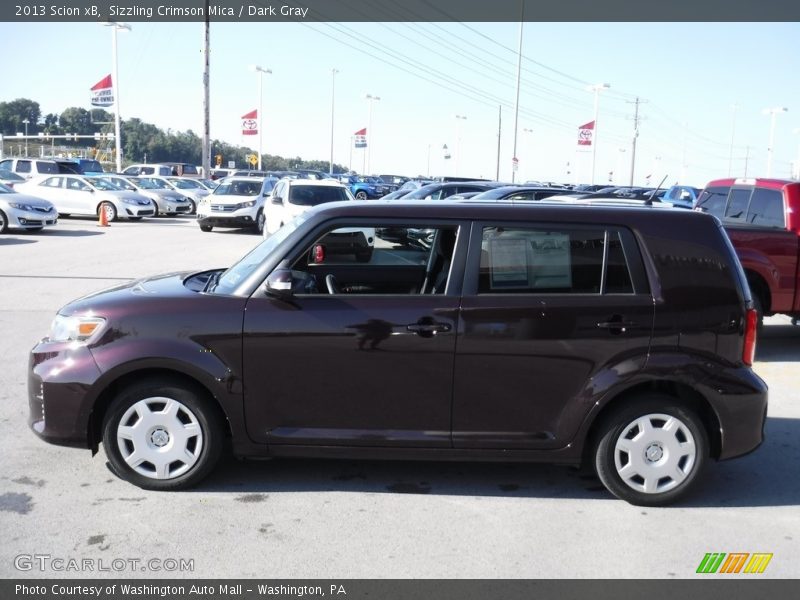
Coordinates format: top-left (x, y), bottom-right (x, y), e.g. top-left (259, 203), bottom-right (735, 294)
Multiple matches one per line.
top-left (577, 120), bottom-right (595, 146)
top-left (90, 74), bottom-right (114, 107)
top-left (354, 128), bottom-right (367, 148)
top-left (242, 109), bottom-right (258, 136)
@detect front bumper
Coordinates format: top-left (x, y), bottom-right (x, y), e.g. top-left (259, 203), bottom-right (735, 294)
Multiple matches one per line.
top-left (28, 341), bottom-right (102, 448)
top-left (7, 207), bottom-right (58, 230)
top-left (197, 211), bottom-right (257, 228)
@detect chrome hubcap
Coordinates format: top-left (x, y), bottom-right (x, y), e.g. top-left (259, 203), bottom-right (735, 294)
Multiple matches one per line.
top-left (116, 397), bottom-right (203, 480)
top-left (613, 413), bottom-right (696, 494)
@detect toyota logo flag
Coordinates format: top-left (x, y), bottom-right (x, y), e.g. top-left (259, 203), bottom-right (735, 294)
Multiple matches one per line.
top-left (577, 121), bottom-right (595, 146)
top-left (242, 109), bottom-right (258, 136)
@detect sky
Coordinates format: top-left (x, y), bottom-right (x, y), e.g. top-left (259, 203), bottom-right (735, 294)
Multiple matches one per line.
top-left (1, 20), bottom-right (799, 186)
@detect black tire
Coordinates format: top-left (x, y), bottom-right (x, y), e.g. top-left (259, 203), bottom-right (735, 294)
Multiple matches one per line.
top-left (0, 209), bottom-right (8, 234)
top-left (152, 204), bottom-right (160, 217)
top-left (187, 199), bottom-right (196, 215)
top-left (199, 224), bottom-right (213, 232)
top-left (593, 395), bottom-right (708, 506)
top-left (752, 292), bottom-right (765, 331)
top-left (128, 217), bottom-right (143, 222)
top-left (102, 378), bottom-right (224, 491)
top-left (355, 248), bottom-right (373, 263)
top-left (255, 209), bottom-right (265, 235)
top-left (99, 201), bottom-right (117, 222)
top-left (355, 191), bottom-right (368, 200)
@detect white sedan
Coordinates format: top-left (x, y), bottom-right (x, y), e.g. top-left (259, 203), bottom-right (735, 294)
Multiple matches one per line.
top-left (16, 175), bottom-right (154, 221)
top-left (0, 182), bottom-right (58, 233)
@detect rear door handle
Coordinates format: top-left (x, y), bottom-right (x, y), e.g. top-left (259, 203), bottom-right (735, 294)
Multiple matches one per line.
top-left (596, 315), bottom-right (637, 334)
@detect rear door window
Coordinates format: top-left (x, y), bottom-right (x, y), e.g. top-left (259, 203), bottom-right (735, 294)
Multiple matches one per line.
top-left (745, 188), bottom-right (785, 228)
top-left (16, 160), bottom-right (32, 174)
top-left (477, 226), bottom-right (636, 295)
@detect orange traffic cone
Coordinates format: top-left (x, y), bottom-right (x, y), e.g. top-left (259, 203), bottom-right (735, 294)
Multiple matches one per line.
top-left (98, 205), bottom-right (109, 227)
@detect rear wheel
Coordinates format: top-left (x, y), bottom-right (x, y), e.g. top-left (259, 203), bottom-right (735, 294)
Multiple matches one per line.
top-left (593, 396), bottom-right (708, 506)
top-left (102, 378), bottom-right (224, 490)
top-left (199, 224), bottom-right (213, 232)
top-left (355, 190), bottom-right (368, 200)
top-left (752, 292), bottom-right (765, 330)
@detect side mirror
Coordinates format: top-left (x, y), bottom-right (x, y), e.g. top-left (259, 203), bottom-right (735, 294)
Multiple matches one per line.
top-left (271, 195), bottom-right (283, 205)
top-left (264, 269), bottom-right (294, 301)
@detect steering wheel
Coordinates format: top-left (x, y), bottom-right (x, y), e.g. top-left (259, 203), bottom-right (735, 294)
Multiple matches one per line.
top-left (325, 274), bottom-right (340, 295)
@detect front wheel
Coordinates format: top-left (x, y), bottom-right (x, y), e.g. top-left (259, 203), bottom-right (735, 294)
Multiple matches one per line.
top-left (199, 224), bottom-right (213, 232)
top-left (99, 201), bottom-right (117, 222)
top-left (355, 191), bottom-right (368, 200)
top-left (593, 396), bottom-right (708, 506)
top-left (255, 209), bottom-right (265, 235)
top-left (102, 379), bottom-right (224, 490)
top-left (0, 209), bottom-right (8, 234)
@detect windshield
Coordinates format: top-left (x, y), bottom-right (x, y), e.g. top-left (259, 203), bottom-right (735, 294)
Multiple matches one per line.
top-left (402, 184), bottom-right (441, 199)
top-left (168, 178), bottom-right (199, 189)
top-left (214, 180), bottom-right (263, 196)
top-left (213, 212), bottom-right (310, 294)
top-left (103, 177), bottom-right (135, 191)
top-left (139, 177), bottom-right (170, 189)
top-left (288, 185), bottom-right (349, 206)
top-left (90, 178), bottom-right (123, 191)
top-left (0, 169), bottom-right (25, 182)
top-left (81, 160), bottom-right (104, 172)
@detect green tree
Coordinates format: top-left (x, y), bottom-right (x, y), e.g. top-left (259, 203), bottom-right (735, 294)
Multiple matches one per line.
top-left (0, 98), bottom-right (42, 135)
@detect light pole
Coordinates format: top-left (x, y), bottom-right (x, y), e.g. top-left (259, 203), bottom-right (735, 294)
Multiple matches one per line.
top-left (329, 68), bottom-right (339, 174)
top-left (728, 103), bottom-right (738, 176)
top-left (365, 94), bottom-right (380, 174)
top-left (104, 21), bottom-right (131, 172)
top-left (455, 114), bottom-right (467, 176)
top-left (522, 127), bottom-right (533, 181)
top-left (763, 107), bottom-right (788, 177)
top-left (793, 128), bottom-right (800, 180)
top-left (22, 119), bottom-right (29, 156)
top-left (250, 65), bottom-right (272, 171)
top-left (588, 83), bottom-right (610, 185)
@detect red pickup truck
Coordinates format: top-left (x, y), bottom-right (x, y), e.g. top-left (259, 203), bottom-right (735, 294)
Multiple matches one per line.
top-left (696, 178), bottom-right (800, 323)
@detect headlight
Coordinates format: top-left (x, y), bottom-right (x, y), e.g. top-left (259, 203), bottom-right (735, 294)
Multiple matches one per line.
top-left (9, 202), bottom-right (35, 211)
top-left (48, 314), bottom-right (106, 343)
top-left (122, 198), bottom-right (139, 205)
top-left (237, 200), bottom-right (256, 209)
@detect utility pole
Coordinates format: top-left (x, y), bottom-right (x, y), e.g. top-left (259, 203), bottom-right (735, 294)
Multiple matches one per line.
top-left (744, 145), bottom-right (750, 177)
top-left (511, 6), bottom-right (524, 183)
top-left (201, 6), bottom-right (211, 179)
top-left (496, 105), bottom-right (502, 181)
top-left (627, 97), bottom-right (645, 186)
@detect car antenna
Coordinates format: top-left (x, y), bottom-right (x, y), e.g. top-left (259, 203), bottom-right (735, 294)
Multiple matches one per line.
top-left (646, 175), bottom-right (668, 206)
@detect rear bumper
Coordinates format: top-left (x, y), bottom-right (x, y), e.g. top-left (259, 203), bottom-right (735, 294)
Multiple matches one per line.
top-left (704, 366), bottom-right (768, 460)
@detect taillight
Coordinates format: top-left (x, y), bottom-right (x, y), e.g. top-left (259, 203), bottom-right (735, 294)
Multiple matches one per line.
top-left (742, 308), bottom-right (757, 366)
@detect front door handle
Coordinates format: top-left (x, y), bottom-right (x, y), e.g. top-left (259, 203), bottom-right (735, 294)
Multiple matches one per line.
top-left (407, 322), bottom-right (452, 337)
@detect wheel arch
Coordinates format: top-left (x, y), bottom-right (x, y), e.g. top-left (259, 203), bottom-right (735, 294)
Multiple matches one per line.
top-left (87, 367), bottom-right (233, 453)
top-left (744, 268), bottom-right (771, 314)
top-left (581, 379), bottom-right (722, 467)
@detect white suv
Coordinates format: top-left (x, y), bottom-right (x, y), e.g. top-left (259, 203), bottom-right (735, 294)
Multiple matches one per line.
top-left (196, 176), bottom-right (277, 234)
top-left (264, 178), bottom-right (375, 262)
top-left (0, 158), bottom-right (81, 180)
